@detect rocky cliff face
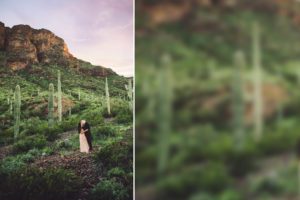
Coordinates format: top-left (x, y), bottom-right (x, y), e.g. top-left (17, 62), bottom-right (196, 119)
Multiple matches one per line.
top-left (0, 22), bottom-right (76, 70)
top-left (0, 22), bottom-right (114, 76)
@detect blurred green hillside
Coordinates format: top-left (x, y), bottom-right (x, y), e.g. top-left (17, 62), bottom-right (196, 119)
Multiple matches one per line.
top-left (136, 0), bottom-right (300, 199)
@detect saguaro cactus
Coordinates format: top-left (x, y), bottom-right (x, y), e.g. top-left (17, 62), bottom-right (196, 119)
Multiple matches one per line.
top-left (252, 22), bottom-right (263, 141)
top-left (125, 79), bottom-right (133, 110)
top-left (158, 54), bottom-right (173, 175)
top-left (232, 50), bottom-right (245, 147)
top-left (48, 83), bottom-right (55, 127)
top-left (68, 92), bottom-right (72, 116)
top-left (105, 77), bottom-right (111, 115)
top-left (14, 85), bottom-right (21, 139)
top-left (57, 70), bottom-right (62, 122)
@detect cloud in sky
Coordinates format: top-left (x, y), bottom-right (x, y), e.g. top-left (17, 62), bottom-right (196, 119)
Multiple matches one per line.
top-left (0, 0), bottom-right (134, 76)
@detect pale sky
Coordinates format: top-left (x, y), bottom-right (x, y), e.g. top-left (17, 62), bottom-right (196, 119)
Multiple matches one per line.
top-left (0, 0), bottom-right (134, 77)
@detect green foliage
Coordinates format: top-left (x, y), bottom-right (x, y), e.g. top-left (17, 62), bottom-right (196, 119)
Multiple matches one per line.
top-left (12, 135), bottom-right (47, 154)
top-left (116, 106), bottom-right (133, 124)
top-left (107, 167), bottom-right (126, 178)
top-left (94, 136), bottom-right (133, 171)
top-left (92, 133), bottom-right (133, 200)
top-left (54, 139), bottom-right (72, 150)
top-left (94, 125), bottom-right (116, 139)
top-left (0, 156), bottom-right (27, 174)
top-left (0, 167), bottom-right (82, 200)
top-left (90, 179), bottom-right (128, 200)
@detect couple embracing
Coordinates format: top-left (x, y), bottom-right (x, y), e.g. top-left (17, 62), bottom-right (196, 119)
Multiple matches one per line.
top-left (77, 120), bottom-right (93, 153)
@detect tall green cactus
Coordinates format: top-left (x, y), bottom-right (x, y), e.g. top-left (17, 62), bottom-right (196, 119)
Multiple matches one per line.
top-left (105, 77), bottom-right (111, 115)
top-left (252, 22), bottom-right (263, 141)
top-left (78, 88), bottom-right (81, 100)
top-left (14, 85), bottom-right (21, 140)
top-left (57, 70), bottom-right (62, 122)
top-left (158, 54), bottom-right (173, 175)
top-left (125, 79), bottom-right (133, 110)
top-left (69, 92), bottom-right (72, 117)
top-left (232, 50), bottom-right (245, 147)
top-left (276, 66), bottom-right (283, 123)
top-left (48, 83), bottom-right (55, 127)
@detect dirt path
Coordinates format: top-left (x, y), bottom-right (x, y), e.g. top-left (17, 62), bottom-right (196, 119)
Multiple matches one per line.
top-left (31, 151), bottom-right (100, 200)
top-left (30, 129), bottom-right (101, 200)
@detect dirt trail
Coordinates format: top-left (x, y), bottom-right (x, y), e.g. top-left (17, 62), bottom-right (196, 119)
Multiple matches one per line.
top-left (31, 151), bottom-right (100, 200)
top-left (30, 129), bottom-right (101, 200)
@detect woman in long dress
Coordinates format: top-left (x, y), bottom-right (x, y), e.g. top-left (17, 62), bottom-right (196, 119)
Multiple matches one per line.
top-left (79, 120), bottom-right (90, 153)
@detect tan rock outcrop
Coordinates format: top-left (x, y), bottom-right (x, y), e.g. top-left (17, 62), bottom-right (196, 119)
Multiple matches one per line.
top-left (0, 21), bottom-right (115, 76)
top-left (4, 24), bottom-right (76, 70)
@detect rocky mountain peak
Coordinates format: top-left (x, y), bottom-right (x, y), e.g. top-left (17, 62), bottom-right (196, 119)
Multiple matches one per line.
top-left (0, 22), bottom-right (76, 70)
top-left (0, 22), bottom-right (115, 76)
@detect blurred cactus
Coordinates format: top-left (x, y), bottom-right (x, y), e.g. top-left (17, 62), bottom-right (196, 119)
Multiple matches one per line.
top-left (48, 83), bottom-right (54, 127)
top-left (14, 85), bottom-right (21, 140)
top-left (57, 70), bottom-right (62, 122)
top-left (78, 88), bottom-right (81, 100)
top-left (125, 79), bottom-right (133, 110)
top-left (252, 22), bottom-right (263, 141)
top-left (158, 54), bottom-right (173, 175)
top-left (8, 96), bottom-right (12, 114)
top-left (69, 92), bottom-right (72, 116)
top-left (276, 66), bottom-right (283, 123)
top-left (232, 50), bottom-right (245, 146)
top-left (105, 77), bottom-right (111, 115)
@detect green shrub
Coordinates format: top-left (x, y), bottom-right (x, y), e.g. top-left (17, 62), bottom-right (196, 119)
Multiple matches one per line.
top-left (54, 140), bottom-right (72, 150)
top-left (250, 176), bottom-right (284, 195)
top-left (22, 117), bottom-right (44, 135)
top-left (219, 189), bottom-right (242, 200)
top-left (80, 107), bottom-right (104, 125)
top-left (107, 167), bottom-right (126, 178)
top-left (12, 135), bottom-right (47, 154)
top-left (116, 107), bottom-right (132, 124)
top-left (41, 146), bottom-right (54, 156)
top-left (94, 125), bottom-right (116, 139)
top-left (0, 167), bottom-right (82, 200)
top-left (94, 138), bottom-right (133, 171)
top-left (90, 179), bottom-right (128, 200)
top-left (59, 117), bottom-right (80, 132)
top-left (0, 156), bottom-right (26, 174)
top-left (43, 126), bottom-right (61, 142)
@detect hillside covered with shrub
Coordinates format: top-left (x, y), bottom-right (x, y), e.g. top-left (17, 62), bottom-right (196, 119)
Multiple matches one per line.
top-left (0, 22), bottom-right (133, 200)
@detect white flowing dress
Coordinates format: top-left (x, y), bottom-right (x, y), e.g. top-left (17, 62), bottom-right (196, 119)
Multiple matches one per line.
top-left (79, 130), bottom-right (89, 153)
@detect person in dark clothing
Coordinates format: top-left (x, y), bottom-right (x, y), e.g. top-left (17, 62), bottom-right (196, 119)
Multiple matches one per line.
top-left (78, 120), bottom-right (93, 151)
